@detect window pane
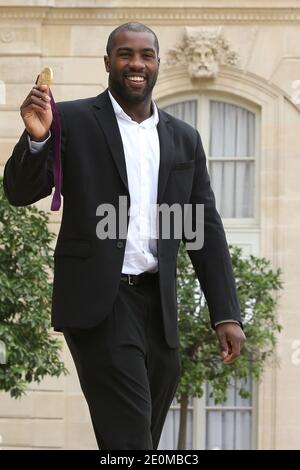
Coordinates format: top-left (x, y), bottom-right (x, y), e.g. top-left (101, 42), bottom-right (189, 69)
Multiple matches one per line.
top-left (206, 411), bottom-right (223, 450)
top-left (209, 160), bottom-right (254, 217)
top-left (209, 101), bottom-right (255, 218)
top-left (223, 411), bottom-right (235, 450)
top-left (210, 101), bottom-right (255, 158)
top-left (159, 406), bottom-right (193, 450)
top-left (206, 410), bottom-right (252, 450)
top-left (205, 375), bottom-right (253, 449)
top-left (162, 100), bottom-right (197, 128)
top-left (235, 411), bottom-right (252, 449)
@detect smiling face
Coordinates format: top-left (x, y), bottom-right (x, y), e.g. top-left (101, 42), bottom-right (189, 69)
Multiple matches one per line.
top-left (104, 30), bottom-right (160, 104)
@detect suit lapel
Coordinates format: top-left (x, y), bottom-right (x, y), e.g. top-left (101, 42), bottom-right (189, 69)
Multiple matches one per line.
top-left (157, 110), bottom-right (175, 204)
top-left (92, 90), bottom-right (129, 192)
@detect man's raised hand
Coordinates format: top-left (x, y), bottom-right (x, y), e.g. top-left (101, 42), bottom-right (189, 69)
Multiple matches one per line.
top-left (20, 84), bottom-right (52, 142)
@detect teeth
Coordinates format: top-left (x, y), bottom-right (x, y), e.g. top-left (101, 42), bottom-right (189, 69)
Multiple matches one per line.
top-left (127, 76), bottom-right (145, 82)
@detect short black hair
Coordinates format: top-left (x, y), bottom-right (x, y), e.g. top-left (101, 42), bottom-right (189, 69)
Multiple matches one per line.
top-left (106, 22), bottom-right (159, 56)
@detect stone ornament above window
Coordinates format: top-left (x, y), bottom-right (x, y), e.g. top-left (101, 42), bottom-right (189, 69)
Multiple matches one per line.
top-left (166, 27), bottom-right (239, 79)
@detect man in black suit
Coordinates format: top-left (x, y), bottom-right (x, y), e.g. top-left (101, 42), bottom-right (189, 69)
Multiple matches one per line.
top-left (3, 22), bottom-right (246, 449)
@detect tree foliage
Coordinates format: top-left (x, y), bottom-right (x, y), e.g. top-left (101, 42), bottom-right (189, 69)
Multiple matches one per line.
top-left (0, 177), bottom-right (67, 398)
top-left (175, 242), bottom-right (283, 448)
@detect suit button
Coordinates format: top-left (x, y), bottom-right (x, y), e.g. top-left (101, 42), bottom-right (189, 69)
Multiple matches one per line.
top-left (117, 241), bottom-right (124, 249)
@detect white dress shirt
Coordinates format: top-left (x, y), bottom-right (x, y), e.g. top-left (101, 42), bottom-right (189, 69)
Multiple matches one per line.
top-left (108, 91), bottom-right (160, 274)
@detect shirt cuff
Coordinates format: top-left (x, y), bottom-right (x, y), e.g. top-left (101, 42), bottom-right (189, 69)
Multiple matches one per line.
top-left (215, 320), bottom-right (241, 327)
top-left (27, 131), bottom-right (51, 154)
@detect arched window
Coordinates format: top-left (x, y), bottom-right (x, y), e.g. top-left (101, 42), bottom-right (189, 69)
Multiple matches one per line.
top-left (158, 94), bottom-right (258, 450)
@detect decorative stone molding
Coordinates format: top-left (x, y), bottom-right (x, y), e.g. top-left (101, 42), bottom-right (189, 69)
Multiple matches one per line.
top-left (0, 29), bottom-right (14, 42)
top-left (154, 64), bottom-right (283, 104)
top-left (0, 26), bottom-right (40, 55)
top-left (166, 27), bottom-right (238, 79)
top-left (1, 7), bottom-right (300, 24)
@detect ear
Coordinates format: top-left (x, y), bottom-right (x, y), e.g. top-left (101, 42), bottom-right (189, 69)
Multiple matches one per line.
top-left (104, 55), bottom-right (110, 73)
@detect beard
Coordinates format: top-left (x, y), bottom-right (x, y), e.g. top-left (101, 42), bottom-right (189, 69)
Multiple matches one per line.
top-left (108, 69), bottom-right (158, 104)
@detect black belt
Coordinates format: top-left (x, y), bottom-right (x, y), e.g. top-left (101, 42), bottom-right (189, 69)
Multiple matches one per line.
top-left (121, 271), bottom-right (158, 286)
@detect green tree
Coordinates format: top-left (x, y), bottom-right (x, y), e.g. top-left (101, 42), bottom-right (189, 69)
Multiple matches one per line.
top-left (0, 176), bottom-right (67, 398)
top-left (175, 242), bottom-right (283, 449)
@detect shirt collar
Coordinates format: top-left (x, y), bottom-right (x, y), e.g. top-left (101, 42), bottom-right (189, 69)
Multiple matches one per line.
top-left (108, 89), bottom-right (159, 128)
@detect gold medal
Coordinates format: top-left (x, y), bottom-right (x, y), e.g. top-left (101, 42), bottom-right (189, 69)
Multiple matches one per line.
top-left (36, 67), bottom-right (53, 87)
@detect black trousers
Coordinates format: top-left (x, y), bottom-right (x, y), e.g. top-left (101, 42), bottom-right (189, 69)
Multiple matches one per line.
top-left (62, 274), bottom-right (182, 450)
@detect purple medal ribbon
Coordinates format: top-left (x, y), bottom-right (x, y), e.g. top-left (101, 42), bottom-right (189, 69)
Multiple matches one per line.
top-left (49, 88), bottom-right (62, 211)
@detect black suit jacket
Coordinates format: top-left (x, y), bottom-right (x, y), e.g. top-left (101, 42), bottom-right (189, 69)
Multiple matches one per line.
top-left (3, 89), bottom-right (242, 348)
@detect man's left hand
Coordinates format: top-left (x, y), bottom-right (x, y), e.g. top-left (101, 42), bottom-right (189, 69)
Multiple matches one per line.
top-left (215, 323), bottom-right (246, 364)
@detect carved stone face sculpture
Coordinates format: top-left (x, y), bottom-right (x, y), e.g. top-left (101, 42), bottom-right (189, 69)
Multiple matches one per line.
top-left (187, 42), bottom-right (219, 78)
top-left (166, 28), bottom-right (238, 80)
